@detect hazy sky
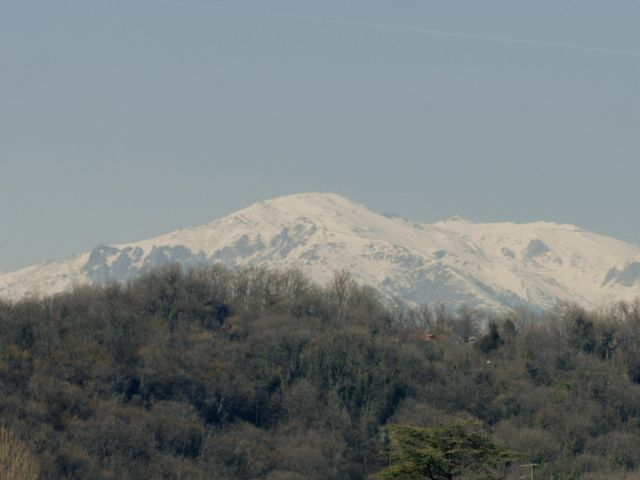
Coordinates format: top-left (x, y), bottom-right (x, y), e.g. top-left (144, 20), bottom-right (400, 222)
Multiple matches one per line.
top-left (2, 1), bottom-right (640, 273)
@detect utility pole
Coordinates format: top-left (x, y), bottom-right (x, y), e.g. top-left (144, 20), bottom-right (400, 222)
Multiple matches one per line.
top-left (520, 463), bottom-right (539, 480)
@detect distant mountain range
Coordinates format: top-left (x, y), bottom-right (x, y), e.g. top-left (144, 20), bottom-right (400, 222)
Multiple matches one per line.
top-left (2, 193), bottom-right (640, 310)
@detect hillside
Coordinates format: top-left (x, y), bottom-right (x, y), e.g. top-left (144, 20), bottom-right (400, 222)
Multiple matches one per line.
top-left (2, 266), bottom-right (640, 479)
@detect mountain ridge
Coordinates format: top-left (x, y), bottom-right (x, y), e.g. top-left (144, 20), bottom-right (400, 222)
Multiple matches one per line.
top-left (2, 192), bottom-right (640, 310)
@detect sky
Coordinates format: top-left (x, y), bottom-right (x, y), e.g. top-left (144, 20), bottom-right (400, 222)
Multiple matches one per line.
top-left (2, 0), bottom-right (640, 273)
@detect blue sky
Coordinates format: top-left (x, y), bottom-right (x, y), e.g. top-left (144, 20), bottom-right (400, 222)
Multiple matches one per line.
top-left (2, 1), bottom-right (640, 272)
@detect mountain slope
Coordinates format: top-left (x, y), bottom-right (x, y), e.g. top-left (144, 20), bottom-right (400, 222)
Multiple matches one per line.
top-left (2, 193), bottom-right (640, 310)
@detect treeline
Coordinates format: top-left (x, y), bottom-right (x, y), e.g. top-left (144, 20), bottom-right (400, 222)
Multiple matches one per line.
top-left (2, 265), bottom-right (640, 479)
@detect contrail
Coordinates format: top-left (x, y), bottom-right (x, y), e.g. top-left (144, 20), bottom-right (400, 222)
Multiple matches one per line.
top-left (169, 1), bottom-right (640, 59)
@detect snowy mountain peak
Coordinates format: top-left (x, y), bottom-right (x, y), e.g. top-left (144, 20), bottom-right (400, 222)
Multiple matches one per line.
top-left (251, 192), bottom-right (360, 210)
top-left (222, 192), bottom-right (383, 230)
top-left (440, 215), bottom-right (469, 223)
top-left (2, 193), bottom-right (640, 311)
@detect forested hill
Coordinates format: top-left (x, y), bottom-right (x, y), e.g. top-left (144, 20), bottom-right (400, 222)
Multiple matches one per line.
top-left (2, 265), bottom-right (640, 479)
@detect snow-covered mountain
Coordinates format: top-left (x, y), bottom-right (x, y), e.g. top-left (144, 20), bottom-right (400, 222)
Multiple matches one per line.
top-left (2, 193), bottom-right (640, 310)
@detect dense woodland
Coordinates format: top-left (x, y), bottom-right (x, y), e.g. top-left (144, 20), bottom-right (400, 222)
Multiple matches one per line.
top-left (2, 265), bottom-right (640, 479)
